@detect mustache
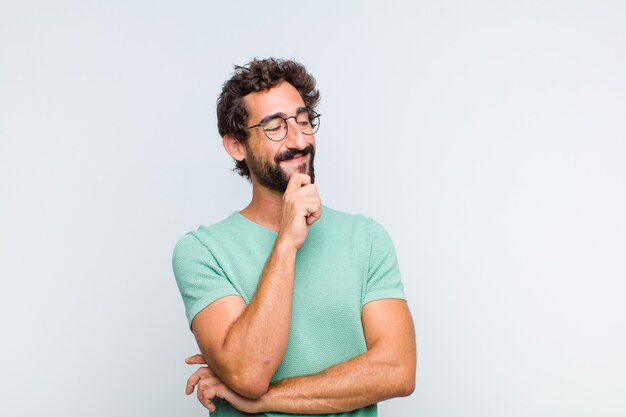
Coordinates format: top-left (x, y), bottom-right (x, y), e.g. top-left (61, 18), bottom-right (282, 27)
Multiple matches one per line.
top-left (275, 144), bottom-right (315, 163)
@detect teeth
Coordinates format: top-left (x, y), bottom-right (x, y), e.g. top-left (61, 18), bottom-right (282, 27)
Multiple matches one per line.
top-left (280, 153), bottom-right (306, 162)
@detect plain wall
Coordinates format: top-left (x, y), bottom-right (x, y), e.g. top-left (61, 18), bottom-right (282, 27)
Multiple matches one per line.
top-left (1, 1), bottom-right (625, 416)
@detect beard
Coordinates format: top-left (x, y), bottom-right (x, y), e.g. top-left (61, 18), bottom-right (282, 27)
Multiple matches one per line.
top-left (245, 144), bottom-right (315, 193)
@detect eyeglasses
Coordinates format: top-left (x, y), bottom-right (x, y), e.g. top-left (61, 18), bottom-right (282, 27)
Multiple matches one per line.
top-left (247, 109), bottom-right (321, 142)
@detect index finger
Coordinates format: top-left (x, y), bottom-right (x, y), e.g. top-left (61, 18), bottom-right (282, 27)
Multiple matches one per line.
top-left (285, 173), bottom-right (311, 193)
top-left (186, 371), bottom-right (203, 395)
top-left (185, 367), bottom-right (213, 395)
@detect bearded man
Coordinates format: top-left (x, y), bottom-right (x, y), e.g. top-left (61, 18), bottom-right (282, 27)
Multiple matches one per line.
top-left (173, 58), bottom-right (416, 416)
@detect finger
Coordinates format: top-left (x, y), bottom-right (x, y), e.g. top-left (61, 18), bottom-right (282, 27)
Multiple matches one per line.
top-left (198, 376), bottom-right (221, 389)
top-left (186, 367), bottom-right (210, 394)
top-left (197, 385), bottom-right (207, 403)
top-left (290, 183), bottom-right (318, 197)
top-left (186, 374), bottom-right (200, 395)
top-left (285, 173), bottom-right (311, 193)
top-left (198, 386), bottom-right (213, 411)
top-left (199, 386), bottom-right (218, 410)
top-left (306, 206), bottom-right (322, 225)
top-left (185, 354), bottom-right (206, 365)
top-left (300, 195), bottom-right (322, 212)
top-left (288, 195), bottom-right (320, 217)
top-left (303, 195), bottom-right (322, 224)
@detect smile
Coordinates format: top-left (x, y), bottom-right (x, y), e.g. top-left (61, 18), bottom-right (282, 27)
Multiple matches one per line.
top-left (280, 154), bottom-right (308, 164)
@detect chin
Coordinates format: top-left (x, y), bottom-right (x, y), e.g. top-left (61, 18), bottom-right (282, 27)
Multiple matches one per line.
top-left (286, 162), bottom-right (311, 177)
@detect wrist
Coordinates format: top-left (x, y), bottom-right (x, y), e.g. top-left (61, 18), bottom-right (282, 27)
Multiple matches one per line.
top-left (254, 386), bottom-right (275, 413)
top-left (273, 236), bottom-right (300, 255)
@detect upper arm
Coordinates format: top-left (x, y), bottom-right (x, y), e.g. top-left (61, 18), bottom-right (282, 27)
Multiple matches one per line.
top-left (361, 219), bottom-right (414, 374)
top-left (191, 295), bottom-right (246, 374)
top-left (172, 233), bottom-right (242, 327)
top-left (362, 299), bottom-right (416, 394)
top-left (172, 233), bottom-right (246, 375)
top-left (362, 220), bottom-right (405, 305)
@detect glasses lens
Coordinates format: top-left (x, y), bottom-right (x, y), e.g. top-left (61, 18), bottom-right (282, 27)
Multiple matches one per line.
top-left (263, 117), bottom-right (287, 141)
top-left (298, 110), bottom-right (320, 135)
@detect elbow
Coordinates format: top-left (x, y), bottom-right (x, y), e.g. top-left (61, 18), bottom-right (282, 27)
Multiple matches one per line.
top-left (239, 383), bottom-right (269, 400)
top-left (396, 365), bottom-right (416, 397)
top-left (398, 375), bottom-right (415, 397)
top-left (228, 373), bottom-right (271, 399)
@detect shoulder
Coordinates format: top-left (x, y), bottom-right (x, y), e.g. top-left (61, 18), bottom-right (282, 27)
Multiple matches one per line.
top-left (313, 206), bottom-right (396, 255)
top-left (172, 213), bottom-right (241, 260)
top-left (320, 205), bottom-right (368, 225)
top-left (320, 205), bottom-right (386, 235)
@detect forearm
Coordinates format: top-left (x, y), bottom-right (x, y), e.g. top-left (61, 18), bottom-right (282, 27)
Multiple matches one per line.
top-left (211, 241), bottom-right (297, 397)
top-left (190, 298), bottom-right (415, 414)
top-left (257, 346), bottom-right (415, 414)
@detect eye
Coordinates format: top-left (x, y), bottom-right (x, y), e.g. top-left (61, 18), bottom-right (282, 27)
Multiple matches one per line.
top-left (296, 113), bottom-right (311, 126)
top-left (263, 118), bottom-right (285, 132)
top-left (265, 125), bottom-right (283, 133)
top-left (307, 112), bottom-right (319, 127)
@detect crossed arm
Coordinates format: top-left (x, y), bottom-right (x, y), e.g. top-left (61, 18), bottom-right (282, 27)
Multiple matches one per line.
top-left (191, 241), bottom-right (298, 399)
top-left (187, 298), bottom-right (416, 414)
top-left (184, 173), bottom-right (416, 413)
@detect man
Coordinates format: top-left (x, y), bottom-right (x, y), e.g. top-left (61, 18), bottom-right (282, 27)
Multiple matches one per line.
top-left (173, 58), bottom-right (416, 416)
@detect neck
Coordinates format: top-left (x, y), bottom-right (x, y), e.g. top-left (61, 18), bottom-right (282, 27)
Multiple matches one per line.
top-left (239, 180), bottom-right (284, 232)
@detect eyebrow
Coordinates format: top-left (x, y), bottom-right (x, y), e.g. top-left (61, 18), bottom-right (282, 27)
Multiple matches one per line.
top-left (257, 107), bottom-right (309, 125)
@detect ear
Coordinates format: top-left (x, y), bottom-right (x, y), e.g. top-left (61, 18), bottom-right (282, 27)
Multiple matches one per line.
top-left (223, 134), bottom-right (247, 162)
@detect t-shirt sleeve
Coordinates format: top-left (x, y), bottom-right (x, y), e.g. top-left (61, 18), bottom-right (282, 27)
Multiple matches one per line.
top-left (172, 233), bottom-right (241, 329)
top-left (362, 220), bottom-right (406, 305)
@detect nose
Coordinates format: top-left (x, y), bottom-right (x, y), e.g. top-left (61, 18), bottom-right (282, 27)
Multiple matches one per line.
top-left (283, 118), bottom-right (309, 150)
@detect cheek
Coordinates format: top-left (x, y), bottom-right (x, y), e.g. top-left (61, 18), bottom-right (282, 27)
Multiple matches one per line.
top-left (243, 137), bottom-right (263, 160)
top-left (267, 143), bottom-right (286, 161)
top-left (247, 141), bottom-right (281, 164)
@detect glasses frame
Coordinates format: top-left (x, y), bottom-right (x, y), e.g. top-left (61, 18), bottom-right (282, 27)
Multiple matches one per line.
top-left (247, 109), bottom-right (321, 142)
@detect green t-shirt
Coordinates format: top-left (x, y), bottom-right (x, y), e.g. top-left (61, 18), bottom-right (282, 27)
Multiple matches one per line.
top-left (173, 206), bottom-right (405, 416)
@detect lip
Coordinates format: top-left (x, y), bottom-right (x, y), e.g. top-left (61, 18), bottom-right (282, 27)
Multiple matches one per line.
top-left (280, 154), bottom-right (308, 164)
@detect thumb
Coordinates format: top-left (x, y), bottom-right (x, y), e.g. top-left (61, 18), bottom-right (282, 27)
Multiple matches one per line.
top-left (185, 353), bottom-right (207, 365)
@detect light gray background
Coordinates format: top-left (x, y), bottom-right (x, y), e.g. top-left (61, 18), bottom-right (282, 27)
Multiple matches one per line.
top-left (1, 1), bottom-right (625, 416)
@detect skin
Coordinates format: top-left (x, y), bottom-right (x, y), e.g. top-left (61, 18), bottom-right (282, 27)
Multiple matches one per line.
top-left (186, 81), bottom-right (416, 413)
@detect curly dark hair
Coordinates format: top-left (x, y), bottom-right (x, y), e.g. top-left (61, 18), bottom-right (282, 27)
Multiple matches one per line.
top-left (216, 58), bottom-right (320, 178)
